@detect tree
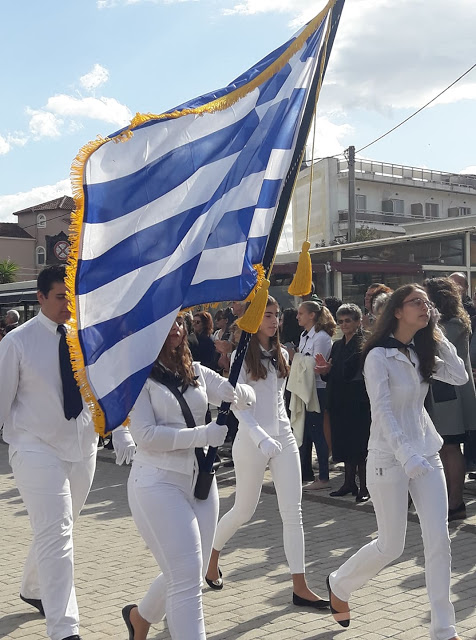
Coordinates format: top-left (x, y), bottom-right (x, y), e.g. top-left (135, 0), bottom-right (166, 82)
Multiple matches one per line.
top-left (0, 259), bottom-right (19, 284)
top-left (354, 225), bottom-right (380, 242)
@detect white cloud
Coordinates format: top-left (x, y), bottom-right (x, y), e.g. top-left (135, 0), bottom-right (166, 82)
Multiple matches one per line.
top-left (0, 135), bottom-right (11, 155)
top-left (307, 116), bottom-right (352, 159)
top-left (80, 63), bottom-right (110, 92)
top-left (461, 166), bottom-right (476, 175)
top-left (0, 179), bottom-right (72, 223)
top-left (26, 109), bottom-right (63, 139)
top-left (224, 0), bottom-right (476, 113)
top-left (45, 95), bottom-right (132, 126)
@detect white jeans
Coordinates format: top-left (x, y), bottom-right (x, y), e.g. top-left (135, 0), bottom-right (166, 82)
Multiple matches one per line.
top-left (128, 462), bottom-right (219, 640)
top-left (213, 429), bottom-right (305, 574)
top-left (11, 449), bottom-right (96, 640)
top-left (330, 451), bottom-right (456, 640)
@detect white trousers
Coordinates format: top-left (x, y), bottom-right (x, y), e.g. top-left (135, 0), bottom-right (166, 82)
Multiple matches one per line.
top-left (11, 449), bottom-right (96, 640)
top-left (330, 452), bottom-right (456, 640)
top-left (128, 463), bottom-right (219, 640)
top-left (213, 429), bottom-right (305, 574)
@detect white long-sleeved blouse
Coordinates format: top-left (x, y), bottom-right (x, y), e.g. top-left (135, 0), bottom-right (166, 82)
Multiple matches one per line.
top-left (129, 363), bottom-right (254, 474)
top-left (364, 333), bottom-right (468, 464)
top-left (231, 346), bottom-right (292, 447)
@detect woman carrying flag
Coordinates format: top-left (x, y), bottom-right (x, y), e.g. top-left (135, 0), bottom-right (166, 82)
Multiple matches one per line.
top-left (121, 315), bottom-right (254, 640)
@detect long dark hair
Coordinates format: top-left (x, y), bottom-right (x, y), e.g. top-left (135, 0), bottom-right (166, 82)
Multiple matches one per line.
top-left (423, 277), bottom-right (471, 333)
top-left (150, 316), bottom-right (199, 389)
top-left (245, 296), bottom-right (290, 381)
top-left (362, 284), bottom-right (439, 382)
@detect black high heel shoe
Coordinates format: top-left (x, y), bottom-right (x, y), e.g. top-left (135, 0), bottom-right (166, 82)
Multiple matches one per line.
top-left (122, 604), bottom-right (138, 640)
top-left (329, 484), bottom-right (358, 497)
top-left (293, 593), bottom-right (330, 609)
top-left (205, 568), bottom-right (223, 590)
top-left (326, 575), bottom-right (350, 628)
top-left (20, 594), bottom-right (45, 617)
top-left (356, 490), bottom-right (370, 503)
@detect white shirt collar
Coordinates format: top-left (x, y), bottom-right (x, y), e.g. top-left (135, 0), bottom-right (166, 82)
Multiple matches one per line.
top-left (37, 310), bottom-right (61, 335)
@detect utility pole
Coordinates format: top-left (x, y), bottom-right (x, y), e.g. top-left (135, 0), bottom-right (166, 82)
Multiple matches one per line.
top-left (347, 145), bottom-right (356, 242)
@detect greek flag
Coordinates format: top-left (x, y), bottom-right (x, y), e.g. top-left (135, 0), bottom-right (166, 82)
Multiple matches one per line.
top-left (67, 0), bottom-right (343, 434)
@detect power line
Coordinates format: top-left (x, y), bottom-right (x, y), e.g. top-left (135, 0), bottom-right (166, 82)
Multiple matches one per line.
top-left (356, 62), bottom-right (476, 154)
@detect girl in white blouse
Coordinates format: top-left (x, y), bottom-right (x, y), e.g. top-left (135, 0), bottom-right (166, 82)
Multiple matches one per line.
top-left (318, 284), bottom-right (466, 640)
top-left (206, 296), bottom-right (329, 609)
top-left (121, 316), bottom-right (254, 640)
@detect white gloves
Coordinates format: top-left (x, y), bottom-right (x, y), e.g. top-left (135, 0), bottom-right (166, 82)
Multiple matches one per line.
top-left (111, 426), bottom-right (136, 465)
top-left (404, 454), bottom-right (433, 480)
top-left (258, 436), bottom-right (282, 458)
top-left (216, 379), bottom-right (256, 411)
top-left (218, 380), bottom-right (237, 404)
top-left (205, 420), bottom-right (228, 448)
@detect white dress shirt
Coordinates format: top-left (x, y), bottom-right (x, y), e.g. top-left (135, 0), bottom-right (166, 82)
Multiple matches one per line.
top-left (130, 363), bottom-right (253, 474)
top-left (298, 327), bottom-right (332, 388)
top-left (363, 333), bottom-right (468, 465)
top-left (0, 311), bottom-right (97, 463)
top-left (231, 346), bottom-right (291, 447)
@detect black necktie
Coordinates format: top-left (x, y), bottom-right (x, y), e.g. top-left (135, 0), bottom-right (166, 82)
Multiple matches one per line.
top-left (57, 325), bottom-right (83, 420)
top-left (379, 337), bottom-right (416, 351)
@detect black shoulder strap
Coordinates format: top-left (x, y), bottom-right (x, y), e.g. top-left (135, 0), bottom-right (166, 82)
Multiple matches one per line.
top-left (159, 377), bottom-right (206, 468)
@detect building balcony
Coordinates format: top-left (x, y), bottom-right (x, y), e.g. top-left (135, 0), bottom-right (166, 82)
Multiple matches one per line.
top-left (338, 209), bottom-right (420, 227)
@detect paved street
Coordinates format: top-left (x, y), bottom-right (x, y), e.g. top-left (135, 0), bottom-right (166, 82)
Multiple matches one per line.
top-left (1, 442), bottom-right (475, 639)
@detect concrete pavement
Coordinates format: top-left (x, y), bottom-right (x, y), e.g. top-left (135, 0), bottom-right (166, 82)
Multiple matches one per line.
top-left (1, 442), bottom-right (475, 639)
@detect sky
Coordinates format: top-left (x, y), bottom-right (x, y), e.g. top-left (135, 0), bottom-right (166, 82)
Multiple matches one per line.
top-left (1, 0), bottom-right (476, 252)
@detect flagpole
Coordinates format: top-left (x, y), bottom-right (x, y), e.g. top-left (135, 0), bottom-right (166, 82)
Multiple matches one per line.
top-left (202, 0), bottom-right (346, 475)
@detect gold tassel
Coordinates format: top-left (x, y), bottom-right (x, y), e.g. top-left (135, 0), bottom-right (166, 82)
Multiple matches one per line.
top-left (288, 241), bottom-right (312, 296)
top-left (237, 278), bottom-right (270, 334)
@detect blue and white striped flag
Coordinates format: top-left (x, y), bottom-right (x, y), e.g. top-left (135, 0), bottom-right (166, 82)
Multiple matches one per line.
top-left (67, 0), bottom-right (343, 434)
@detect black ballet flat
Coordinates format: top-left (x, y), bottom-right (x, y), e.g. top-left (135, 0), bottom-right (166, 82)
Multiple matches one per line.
top-left (292, 593), bottom-right (330, 609)
top-left (330, 485), bottom-right (358, 497)
top-left (122, 603), bottom-right (138, 640)
top-left (326, 575), bottom-right (350, 628)
top-left (205, 568), bottom-right (223, 590)
top-left (20, 594), bottom-right (45, 617)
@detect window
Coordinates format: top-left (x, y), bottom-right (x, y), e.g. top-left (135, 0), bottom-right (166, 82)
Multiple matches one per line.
top-left (37, 213), bottom-right (46, 228)
top-left (425, 203), bottom-right (439, 219)
top-left (382, 199), bottom-right (404, 215)
top-left (448, 207), bottom-right (471, 217)
top-left (36, 246), bottom-right (46, 266)
top-left (411, 203), bottom-right (423, 218)
top-left (356, 194), bottom-right (367, 211)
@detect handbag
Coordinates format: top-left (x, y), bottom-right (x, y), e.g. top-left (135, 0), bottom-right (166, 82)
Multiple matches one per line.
top-left (160, 374), bottom-right (220, 500)
top-left (432, 379), bottom-right (457, 403)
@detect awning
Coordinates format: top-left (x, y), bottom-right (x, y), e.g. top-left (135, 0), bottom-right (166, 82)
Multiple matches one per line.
top-left (0, 290), bottom-right (39, 305)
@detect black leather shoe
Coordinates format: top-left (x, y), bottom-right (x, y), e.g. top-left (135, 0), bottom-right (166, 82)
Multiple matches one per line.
top-left (356, 491), bottom-right (370, 503)
top-left (205, 568), bottom-right (223, 590)
top-left (122, 604), bottom-right (138, 640)
top-left (330, 484), bottom-right (358, 497)
top-left (20, 594), bottom-right (45, 617)
top-left (448, 503), bottom-right (466, 522)
top-left (61, 636), bottom-right (82, 640)
top-left (292, 593), bottom-right (330, 609)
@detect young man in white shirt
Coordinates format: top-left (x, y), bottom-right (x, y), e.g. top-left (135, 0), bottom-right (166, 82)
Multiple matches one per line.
top-left (0, 265), bottom-right (135, 640)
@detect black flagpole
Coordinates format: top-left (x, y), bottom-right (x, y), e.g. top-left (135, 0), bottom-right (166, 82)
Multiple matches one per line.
top-left (202, 0), bottom-right (346, 477)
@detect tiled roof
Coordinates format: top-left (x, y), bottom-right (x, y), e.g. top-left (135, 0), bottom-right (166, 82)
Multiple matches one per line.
top-left (0, 223), bottom-right (34, 239)
top-left (13, 195), bottom-right (75, 216)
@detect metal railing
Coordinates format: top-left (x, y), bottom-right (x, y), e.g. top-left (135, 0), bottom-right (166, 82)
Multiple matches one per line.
top-left (337, 159), bottom-right (476, 190)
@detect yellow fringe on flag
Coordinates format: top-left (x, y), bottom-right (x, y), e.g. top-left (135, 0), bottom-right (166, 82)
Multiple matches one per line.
top-left (288, 241), bottom-right (312, 296)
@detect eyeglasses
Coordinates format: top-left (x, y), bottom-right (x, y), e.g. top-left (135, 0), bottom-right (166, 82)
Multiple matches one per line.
top-left (337, 317), bottom-right (354, 324)
top-left (402, 298), bottom-right (434, 309)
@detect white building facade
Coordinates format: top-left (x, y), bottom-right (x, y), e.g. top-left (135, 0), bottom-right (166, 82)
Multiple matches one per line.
top-left (291, 157), bottom-right (476, 248)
